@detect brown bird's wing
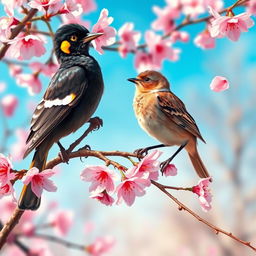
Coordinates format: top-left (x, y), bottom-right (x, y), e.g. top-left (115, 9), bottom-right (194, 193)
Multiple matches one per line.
top-left (24, 66), bottom-right (88, 158)
top-left (157, 92), bottom-right (205, 143)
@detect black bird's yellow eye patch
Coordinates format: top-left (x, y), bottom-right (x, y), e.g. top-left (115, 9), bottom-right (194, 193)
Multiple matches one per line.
top-left (60, 40), bottom-right (71, 54)
top-left (70, 35), bottom-right (78, 42)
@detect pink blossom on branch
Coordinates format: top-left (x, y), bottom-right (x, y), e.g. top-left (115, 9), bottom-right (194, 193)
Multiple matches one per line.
top-left (60, 0), bottom-right (83, 21)
top-left (162, 164), bottom-right (178, 177)
top-left (247, 0), bottom-right (256, 15)
top-left (208, 7), bottom-right (254, 41)
top-left (0, 16), bottom-right (19, 42)
top-left (29, 61), bottom-right (59, 77)
top-left (16, 73), bottom-right (42, 95)
top-left (22, 167), bottom-right (57, 198)
top-left (28, 0), bottom-right (63, 15)
top-left (194, 30), bottom-right (215, 49)
top-left (76, 0), bottom-right (96, 14)
top-left (7, 34), bottom-right (46, 60)
top-left (90, 190), bottom-right (115, 206)
top-left (1, 94), bottom-right (18, 117)
top-left (192, 177), bottom-right (212, 212)
top-left (9, 64), bottom-right (22, 77)
top-left (10, 129), bottom-right (29, 162)
top-left (181, 0), bottom-right (205, 17)
top-left (0, 182), bottom-right (14, 199)
top-left (118, 22), bottom-right (141, 58)
top-left (87, 236), bottom-right (115, 256)
top-left (1, 0), bottom-right (25, 17)
top-left (0, 154), bottom-right (15, 186)
top-left (134, 51), bottom-right (158, 73)
top-left (81, 165), bottom-right (118, 193)
top-left (91, 8), bottom-right (116, 54)
top-left (210, 76), bottom-right (229, 92)
top-left (48, 210), bottom-right (73, 236)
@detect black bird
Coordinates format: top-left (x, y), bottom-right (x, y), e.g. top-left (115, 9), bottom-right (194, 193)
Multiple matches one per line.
top-left (18, 24), bottom-right (104, 210)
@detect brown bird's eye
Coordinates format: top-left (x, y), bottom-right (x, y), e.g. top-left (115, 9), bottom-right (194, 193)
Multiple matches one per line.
top-left (144, 77), bottom-right (151, 82)
top-left (70, 35), bottom-right (78, 42)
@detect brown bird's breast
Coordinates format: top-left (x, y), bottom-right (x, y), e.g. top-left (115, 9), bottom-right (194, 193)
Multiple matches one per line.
top-left (133, 92), bottom-right (190, 146)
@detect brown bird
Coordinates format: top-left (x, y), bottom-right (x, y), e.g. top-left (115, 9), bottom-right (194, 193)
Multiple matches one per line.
top-left (128, 70), bottom-right (210, 178)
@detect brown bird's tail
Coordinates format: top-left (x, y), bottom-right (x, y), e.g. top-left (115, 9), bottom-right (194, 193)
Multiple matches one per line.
top-left (188, 147), bottom-right (210, 178)
top-left (18, 148), bottom-right (47, 210)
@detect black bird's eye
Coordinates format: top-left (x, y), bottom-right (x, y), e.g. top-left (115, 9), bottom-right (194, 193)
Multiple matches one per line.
top-left (144, 77), bottom-right (151, 82)
top-left (70, 35), bottom-right (78, 42)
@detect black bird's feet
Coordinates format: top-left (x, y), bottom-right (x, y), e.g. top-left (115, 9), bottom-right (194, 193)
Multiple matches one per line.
top-left (57, 142), bottom-right (70, 164)
top-left (88, 117), bottom-right (103, 131)
top-left (134, 147), bottom-right (150, 159)
top-left (78, 144), bottom-right (91, 151)
top-left (160, 159), bottom-right (172, 176)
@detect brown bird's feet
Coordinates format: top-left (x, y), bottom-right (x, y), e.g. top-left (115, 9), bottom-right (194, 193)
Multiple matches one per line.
top-left (134, 147), bottom-right (150, 159)
top-left (57, 142), bottom-right (70, 164)
top-left (88, 117), bottom-right (103, 131)
top-left (78, 144), bottom-right (91, 162)
top-left (160, 159), bottom-right (172, 175)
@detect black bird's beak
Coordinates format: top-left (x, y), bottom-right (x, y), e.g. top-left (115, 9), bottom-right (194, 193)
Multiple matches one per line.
top-left (83, 33), bottom-right (104, 43)
top-left (127, 78), bottom-right (141, 84)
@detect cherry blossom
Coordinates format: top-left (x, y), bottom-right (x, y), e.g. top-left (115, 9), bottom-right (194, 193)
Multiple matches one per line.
top-left (210, 76), bottom-right (229, 92)
top-left (151, 5), bottom-right (180, 33)
top-left (118, 22), bottom-right (141, 58)
top-left (22, 167), bottom-right (57, 198)
top-left (181, 0), bottom-right (205, 17)
top-left (170, 31), bottom-right (190, 43)
top-left (247, 0), bottom-right (256, 15)
top-left (162, 163), bottom-right (178, 177)
top-left (29, 61), bottom-right (59, 77)
top-left (208, 7), bottom-right (254, 41)
top-left (145, 30), bottom-right (180, 68)
top-left (1, 0), bottom-right (24, 17)
top-left (116, 177), bottom-right (149, 206)
top-left (0, 182), bottom-right (14, 199)
top-left (10, 129), bottom-right (29, 162)
top-left (192, 177), bottom-right (212, 211)
top-left (7, 34), bottom-right (46, 60)
top-left (28, 0), bottom-right (63, 15)
top-left (1, 94), bottom-right (18, 117)
top-left (91, 8), bottom-right (116, 54)
top-left (16, 73), bottom-right (42, 95)
top-left (194, 30), bottom-right (215, 49)
top-left (134, 51), bottom-right (158, 72)
top-left (0, 16), bottom-right (19, 42)
top-left (49, 210), bottom-right (73, 236)
top-left (87, 236), bottom-right (115, 256)
top-left (0, 196), bottom-right (16, 223)
top-left (206, 0), bottom-right (223, 10)
top-left (76, 0), bottom-right (96, 14)
top-left (9, 64), bottom-right (22, 77)
top-left (0, 154), bottom-right (15, 186)
top-left (60, 0), bottom-right (83, 20)
top-left (90, 190), bottom-right (115, 206)
top-left (81, 165), bottom-right (118, 193)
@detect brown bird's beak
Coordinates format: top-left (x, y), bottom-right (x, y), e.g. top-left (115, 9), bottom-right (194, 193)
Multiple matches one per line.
top-left (83, 33), bottom-right (103, 43)
top-left (127, 78), bottom-right (141, 84)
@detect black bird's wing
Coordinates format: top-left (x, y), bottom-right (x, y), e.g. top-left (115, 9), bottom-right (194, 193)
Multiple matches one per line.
top-left (157, 92), bottom-right (205, 143)
top-left (24, 66), bottom-right (88, 158)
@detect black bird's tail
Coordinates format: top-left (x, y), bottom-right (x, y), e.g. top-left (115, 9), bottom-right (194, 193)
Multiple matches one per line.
top-left (18, 148), bottom-right (47, 210)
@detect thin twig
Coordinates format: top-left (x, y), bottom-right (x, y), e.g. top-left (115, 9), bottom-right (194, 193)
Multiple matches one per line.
top-left (151, 180), bottom-right (256, 252)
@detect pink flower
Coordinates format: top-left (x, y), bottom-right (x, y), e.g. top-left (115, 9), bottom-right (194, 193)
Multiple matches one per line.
top-left (90, 190), bottom-right (115, 206)
top-left (247, 0), bottom-right (256, 15)
top-left (29, 61), bottom-right (59, 77)
top-left (0, 16), bottom-right (19, 42)
top-left (145, 30), bottom-right (180, 68)
top-left (81, 165), bottom-right (118, 193)
top-left (194, 30), bottom-right (215, 49)
top-left (0, 196), bottom-right (16, 223)
top-left (163, 164), bottom-right (177, 177)
top-left (129, 150), bottom-right (162, 181)
top-left (8, 34), bottom-right (46, 60)
top-left (60, 0), bottom-right (83, 20)
top-left (91, 8), bottom-right (116, 54)
top-left (10, 129), bottom-right (29, 162)
top-left (151, 5), bottom-right (180, 33)
top-left (0, 182), bottom-right (14, 198)
top-left (77, 0), bottom-right (96, 14)
top-left (87, 236), bottom-right (115, 256)
top-left (134, 51), bottom-right (158, 73)
top-left (0, 154), bottom-right (15, 186)
top-left (16, 73), bottom-right (42, 95)
top-left (170, 31), bottom-right (190, 43)
top-left (116, 177), bottom-right (149, 206)
top-left (0, 82), bottom-right (6, 93)
top-left (210, 76), bottom-right (229, 92)
top-left (49, 210), bottom-right (73, 236)
top-left (208, 7), bottom-right (254, 41)
top-left (9, 64), bottom-right (22, 77)
top-left (22, 167), bottom-right (57, 198)
top-left (181, 0), bottom-right (205, 17)
top-left (118, 22), bottom-right (141, 58)
top-left (192, 177), bottom-right (212, 212)
top-left (29, 0), bottom-right (63, 15)
top-left (206, 0), bottom-right (223, 11)
top-left (1, 94), bottom-right (18, 117)
top-left (1, 0), bottom-right (24, 17)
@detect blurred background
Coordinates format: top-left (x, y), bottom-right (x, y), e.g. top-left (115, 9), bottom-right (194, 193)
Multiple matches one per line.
top-left (0, 0), bottom-right (256, 255)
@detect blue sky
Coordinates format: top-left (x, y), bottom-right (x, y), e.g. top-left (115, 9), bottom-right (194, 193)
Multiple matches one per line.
top-left (1, 1), bottom-right (256, 255)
